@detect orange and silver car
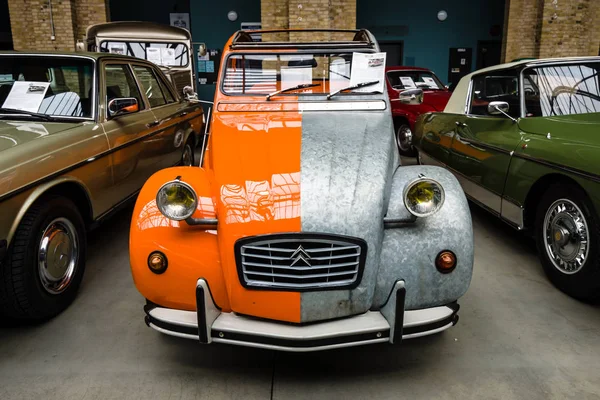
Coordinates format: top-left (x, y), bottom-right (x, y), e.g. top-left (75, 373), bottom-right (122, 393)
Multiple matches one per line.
top-left (130, 29), bottom-right (474, 352)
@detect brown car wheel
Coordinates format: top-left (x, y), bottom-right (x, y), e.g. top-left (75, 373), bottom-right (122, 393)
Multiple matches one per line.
top-left (0, 196), bottom-right (87, 320)
top-left (535, 184), bottom-right (600, 302)
top-left (181, 138), bottom-right (195, 167)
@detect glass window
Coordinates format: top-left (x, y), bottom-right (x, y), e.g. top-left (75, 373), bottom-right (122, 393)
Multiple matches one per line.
top-left (469, 71), bottom-right (520, 118)
top-left (99, 41), bottom-right (190, 67)
top-left (0, 56), bottom-right (93, 118)
top-left (133, 65), bottom-right (167, 108)
top-left (222, 53), bottom-right (375, 95)
top-left (157, 75), bottom-right (175, 103)
top-left (523, 63), bottom-right (600, 117)
top-left (386, 70), bottom-right (444, 90)
top-left (104, 64), bottom-right (144, 111)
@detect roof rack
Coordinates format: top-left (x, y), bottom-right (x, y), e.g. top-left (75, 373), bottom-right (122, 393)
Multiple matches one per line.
top-left (230, 29), bottom-right (376, 50)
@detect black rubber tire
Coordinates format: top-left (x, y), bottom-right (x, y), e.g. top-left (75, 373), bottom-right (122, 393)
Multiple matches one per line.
top-left (535, 184), bottom-right (600, 302)
top-left (395, 123), bottom-right (417, 157)
top-left (180, 136), bottom-right (195, 167)
top-left (0, 196), bottom-right (87, 320)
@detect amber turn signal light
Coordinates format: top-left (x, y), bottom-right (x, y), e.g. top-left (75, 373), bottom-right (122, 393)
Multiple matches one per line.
top-left (435, 251), bottom-right (456, 274)
top-left (148, 251), bottom-right (168, 274)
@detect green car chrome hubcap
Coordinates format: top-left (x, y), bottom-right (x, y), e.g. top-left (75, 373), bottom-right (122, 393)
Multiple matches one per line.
top-left (543, 199), bottom-right (589, 275)
top-left (38, 218), bottom-right (79, 294)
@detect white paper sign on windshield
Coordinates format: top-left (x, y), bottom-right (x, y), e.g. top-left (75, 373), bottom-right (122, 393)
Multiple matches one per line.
top-left (400, 77), bottom-right (416, 88)
top-left (349, 52), bottom-right (386, 93)
top-left (146, 48), bottom-right (162, 65)
top-left (2, 81), bottom-right (50, 113)
top-left (422, 77), bottom-right (439, 89)
top-left (161, 48), bottom-right (177, 66)
top-left (109, 43), bottom-right (126, 55)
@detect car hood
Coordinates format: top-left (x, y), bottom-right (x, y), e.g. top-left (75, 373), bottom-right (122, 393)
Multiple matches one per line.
top-left (0, 120), bottom-right (83, 153)
top-left (423, 90), bottom-right (452, 111)
top-left (208, 97), bottom-right (397, 323)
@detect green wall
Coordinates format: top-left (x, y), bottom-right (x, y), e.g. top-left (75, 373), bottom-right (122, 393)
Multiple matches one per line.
top-left (190, 0), bottom-right (261, 102)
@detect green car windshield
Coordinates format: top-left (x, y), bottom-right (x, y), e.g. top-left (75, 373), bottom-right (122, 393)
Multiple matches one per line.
top-left (524, 63), bottom-right (600, 117)
top-left (0, 56), bottom-right (94, 119)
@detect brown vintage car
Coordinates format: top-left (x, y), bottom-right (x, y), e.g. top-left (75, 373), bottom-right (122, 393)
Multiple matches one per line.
top-left (0, 51), bottom-right (204, 320)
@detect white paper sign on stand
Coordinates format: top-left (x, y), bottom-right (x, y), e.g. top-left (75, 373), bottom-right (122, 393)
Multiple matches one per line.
top-left (400, 77), bottom-right (417, 89)
top-left (2, 81), bottom-right (50, 113)
top-left (422, 77), bottom-right (439, 89)
top-left (349, 52), bottom-right (386, 93)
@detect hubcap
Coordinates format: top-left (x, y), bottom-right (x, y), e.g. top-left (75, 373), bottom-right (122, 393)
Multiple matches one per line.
top-left (396, 125), bottom-right (413, 152)
top-left (543, 199), bottom-right (589, 275)
top-left (182, 144), bottom-right (193, 166)
top-left (38, 218), bottom-right (78, 294)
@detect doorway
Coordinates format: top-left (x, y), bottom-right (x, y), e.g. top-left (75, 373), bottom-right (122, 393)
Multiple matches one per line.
top-left (447, 47), bottom-right (472, 88)
top-left (379, 41), bottom-right (404, 67)
top-left (476, 41), bottom-right (502, 69)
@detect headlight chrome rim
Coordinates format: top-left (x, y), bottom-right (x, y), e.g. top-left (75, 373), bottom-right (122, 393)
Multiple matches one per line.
top-left (403, 177), bottom-right (445, 218)
top-left (156, 180), bottom-right (198, 221)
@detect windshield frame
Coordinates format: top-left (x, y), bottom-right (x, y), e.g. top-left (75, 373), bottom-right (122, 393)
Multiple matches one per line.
top-left (99, 40), bottom-right (191, 68)
top-left (219, 51), bottom-right (384, 98)
top-left (0, 53), bottom-right (97, 122)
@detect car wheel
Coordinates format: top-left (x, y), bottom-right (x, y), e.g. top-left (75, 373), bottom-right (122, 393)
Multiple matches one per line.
top-left (0, 196), bottom-right (87, 320)
top-left (396, 123), bottom-right (417, 157)
top-left (181, 138), bottom-right (195, 167)
top-left (535, 184), bottom-right (600, 302)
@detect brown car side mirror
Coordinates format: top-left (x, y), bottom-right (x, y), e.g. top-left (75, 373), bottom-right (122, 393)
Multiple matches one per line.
top-left (108, 98), bottom-right (139, 118)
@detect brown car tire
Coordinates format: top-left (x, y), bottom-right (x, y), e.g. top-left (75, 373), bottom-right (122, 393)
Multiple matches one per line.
top-left (535, 184), bottom-right (600, 303)
top-left (0, 196), bottom-right (87, 320)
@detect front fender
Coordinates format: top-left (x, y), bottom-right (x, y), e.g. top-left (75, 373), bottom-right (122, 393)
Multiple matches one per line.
top-left (129, 166), bottom-right (230, 311)
top-left (374, 165), bottom-right (474, 309)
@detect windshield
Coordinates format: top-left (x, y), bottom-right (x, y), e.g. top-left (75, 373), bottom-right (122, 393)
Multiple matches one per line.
top-left (0, 56), bottom-right (94, 119)
top-left (523, 63), bottom-right (600, 117)
top-left (99, 41), bottom-right (190, 68)
top-left (222, 53), bottom-right (383, 95)
top-left (386, 70), bottom-right (444, 90)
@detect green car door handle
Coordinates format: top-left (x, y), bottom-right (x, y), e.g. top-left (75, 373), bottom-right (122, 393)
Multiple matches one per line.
top-left (455, 121), bottom-right (467, 128)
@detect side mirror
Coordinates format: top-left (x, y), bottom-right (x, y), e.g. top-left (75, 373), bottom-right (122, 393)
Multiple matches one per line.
top-left (488, 101), bottom-right (509, 115)
top-left (398, 88), bottom-right (424, 105)
top-left (197, 43), bottom-right (207, 57)
top-left (108, 98), bottom-right (139, 118)
top-left (183, 85), bottom-right (198, 101)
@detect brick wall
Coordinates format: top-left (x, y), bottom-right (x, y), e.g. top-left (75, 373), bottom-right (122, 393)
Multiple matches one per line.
top-left (261, 0), bottom-right (356, 42)
top-left (8, 0), bottom-right (108, 51)
top-left (503, 0), bottom-right (600, 62)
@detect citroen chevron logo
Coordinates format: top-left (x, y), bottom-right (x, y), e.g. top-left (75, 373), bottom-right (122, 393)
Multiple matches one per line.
top-left (290, 245), bottom-right (312, 267)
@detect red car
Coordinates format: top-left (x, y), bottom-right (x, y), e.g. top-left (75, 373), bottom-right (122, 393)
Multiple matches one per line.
top-left (386, 67), bottom-right (451, 156)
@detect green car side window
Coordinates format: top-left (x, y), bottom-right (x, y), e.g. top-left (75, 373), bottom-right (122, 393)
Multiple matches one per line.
top-left (470, 71), bottom-right (520, 118)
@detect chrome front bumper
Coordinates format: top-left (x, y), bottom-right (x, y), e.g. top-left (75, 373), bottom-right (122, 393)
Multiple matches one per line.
top-left (144, 279), bottom-right (460, 352)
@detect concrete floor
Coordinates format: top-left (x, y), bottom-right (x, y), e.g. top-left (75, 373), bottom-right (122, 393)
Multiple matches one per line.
top-left (2, 202), bottom-right (600, 399)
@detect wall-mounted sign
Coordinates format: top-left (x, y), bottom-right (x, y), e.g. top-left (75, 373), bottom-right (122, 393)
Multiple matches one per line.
top-left (241, 22), bottom-right (262, 42)
top-left (170, 13), bottom-right (190, 31)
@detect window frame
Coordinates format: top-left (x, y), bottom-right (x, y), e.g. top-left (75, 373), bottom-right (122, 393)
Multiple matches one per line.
top-left (101, 60), bottom-right (148, 121)
top-left (466, 68), bottom-right (521, 119)
top-left (98, 40), bottom-right (190, 68)
top-left (131, 64), bottom-right (170, 109)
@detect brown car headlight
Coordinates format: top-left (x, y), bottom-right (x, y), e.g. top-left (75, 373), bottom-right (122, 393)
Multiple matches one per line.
top-left (403, 177), bottom-right (445, 218)
top-left (156, 180), bottom-right (198, 221)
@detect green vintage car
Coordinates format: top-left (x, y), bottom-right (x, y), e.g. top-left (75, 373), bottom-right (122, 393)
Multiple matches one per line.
top-left (0, 52), bottom-right (204, 320)
top-left (414, 56), bottom-right (600, 301)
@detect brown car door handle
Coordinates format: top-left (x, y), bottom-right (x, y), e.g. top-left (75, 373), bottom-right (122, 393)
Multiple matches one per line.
top-left (178, 111), bottom-right (188, 118)
top-left (146, 120), bottom-right (160, 128)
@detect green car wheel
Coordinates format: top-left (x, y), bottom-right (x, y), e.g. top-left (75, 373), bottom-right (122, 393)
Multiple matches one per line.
top-left (535, 184), bottom-right (600, 302)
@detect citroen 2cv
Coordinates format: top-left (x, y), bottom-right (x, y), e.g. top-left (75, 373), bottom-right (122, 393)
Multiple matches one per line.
top-left (129, 29), bottom-right (474, 351)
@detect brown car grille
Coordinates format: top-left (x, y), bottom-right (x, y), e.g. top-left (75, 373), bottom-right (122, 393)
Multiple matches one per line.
top-left (235, 233), bottom-right (367, 291)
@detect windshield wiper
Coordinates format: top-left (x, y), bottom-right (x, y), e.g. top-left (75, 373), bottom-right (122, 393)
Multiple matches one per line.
top-left (326, 80), bottom-right (380, 100)
top-left (266, 83), bottom-right (319, 101)
top-left (0, 107), bottom-right (53, 121)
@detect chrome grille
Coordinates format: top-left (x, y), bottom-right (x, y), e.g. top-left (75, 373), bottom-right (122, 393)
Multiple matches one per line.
top-left (235, 233), bottom-right (367, 290)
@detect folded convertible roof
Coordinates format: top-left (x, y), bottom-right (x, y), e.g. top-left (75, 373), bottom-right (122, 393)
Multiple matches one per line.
top-left (230, 29), bottom-right (377, 50)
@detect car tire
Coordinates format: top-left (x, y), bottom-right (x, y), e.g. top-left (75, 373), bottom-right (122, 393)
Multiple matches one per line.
top-left (395, 123), bottom-right (417, 157)
top-left (0, 196), bottom-right (87, 320)
top-left (181, 137), bottom-right (195, 167)
top-left (535, 184), bottom-right (600, 302)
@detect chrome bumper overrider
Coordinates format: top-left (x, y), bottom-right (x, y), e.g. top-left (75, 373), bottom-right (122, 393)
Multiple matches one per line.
top-left (144, 279), bottom-right (460, 352)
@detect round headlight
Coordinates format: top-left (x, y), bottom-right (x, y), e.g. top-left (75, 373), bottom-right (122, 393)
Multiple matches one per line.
top-left (156, 180), bottom-right (198, 221)
top-left (403, 177), bottom-right (445, 218)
